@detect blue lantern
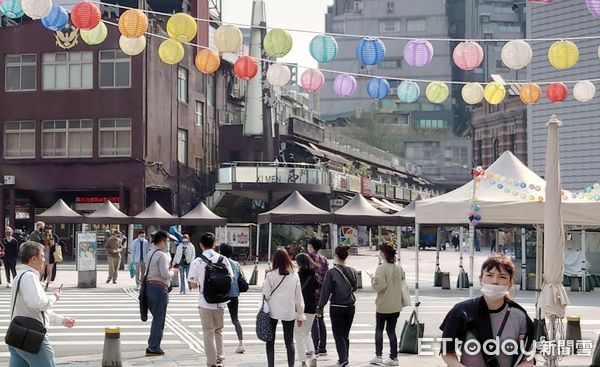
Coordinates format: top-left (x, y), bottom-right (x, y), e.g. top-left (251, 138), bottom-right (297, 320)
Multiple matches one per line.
top-left (397, 81), bottom-right (420, 103)
top-left (0, 0), bottom-right (25, 19)
top-left (356, 37), bottom-right (385, 66)
top-left (309, 34), bottom-right (338, 63)
top-left (367, 77), bottom-right (389, 100)
top-left (41, 5), bottom-right (69, 32)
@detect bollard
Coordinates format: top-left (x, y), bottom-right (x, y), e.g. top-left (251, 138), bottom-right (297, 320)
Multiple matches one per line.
top-left (441, 272), bottom-right (451, 290)
top-left (526, 274), bottom-right (536, 291)
top-left (434, 267), bottom-right (443, 287)
top-left (565, 316), bottom-right (582, 353)
top-left (102, 327), bottom-right (122, 367)
top-left (591, 333), bottom-right (600, 367)
top-left (249, 264), bottom-right (258, 285)
top-left (456, 269), bottom-right (469, 289)
top-left (356, 270), bottom-right (363, 289)
top-left (570, 275), bottom-right (581, 292)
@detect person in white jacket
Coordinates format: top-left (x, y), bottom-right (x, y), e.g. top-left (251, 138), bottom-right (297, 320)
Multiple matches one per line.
top-left (173, 234), bottom-right (196, 294)
top-left (263, 249), bottom-right (305, 367)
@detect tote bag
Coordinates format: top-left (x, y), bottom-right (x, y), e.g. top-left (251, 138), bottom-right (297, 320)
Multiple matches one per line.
top-left (398, 308), bottom-right (424, 354)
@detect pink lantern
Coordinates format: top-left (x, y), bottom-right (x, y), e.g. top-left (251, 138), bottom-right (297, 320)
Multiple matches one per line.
top-left (301, 68), bottom-right (325, 92)
top-left (333, 73), bottom-right (357, 97)
top-left (404, 39), bottom-right (434, 68)
top-left (453, 41), bottom-right (484, 71)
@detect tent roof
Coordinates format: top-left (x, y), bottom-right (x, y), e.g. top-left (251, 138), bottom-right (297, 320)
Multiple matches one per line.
top-left (133, 201), bottom-right (178, 225)
top-left (85, 201), bottom-right (131, 224)
top-left (180, 202), bottom-right (227, 226)
top-left (37, 199), bottom-right (84, 224)
top-left (257, 191), bottom-right (334, 224)
top-left (393, 197), bottom-right (418, 226)
top-left (334, 194), bottom-right (398, 225)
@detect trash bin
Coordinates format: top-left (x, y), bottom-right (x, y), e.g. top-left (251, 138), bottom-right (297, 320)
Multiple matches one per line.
top-left (441, 272), bottom-right (450, 290)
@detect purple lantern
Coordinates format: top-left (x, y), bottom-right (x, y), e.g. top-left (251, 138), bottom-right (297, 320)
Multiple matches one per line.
top-left (333, 73), bottom-right (357, 97)
top-left (404, 39), bottom-right (434, 68)
top-left (587, 0), bottom-right (600, 18)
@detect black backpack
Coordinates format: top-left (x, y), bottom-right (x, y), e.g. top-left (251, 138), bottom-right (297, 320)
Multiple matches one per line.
top-left (199, 254), bottom-right (231, 303)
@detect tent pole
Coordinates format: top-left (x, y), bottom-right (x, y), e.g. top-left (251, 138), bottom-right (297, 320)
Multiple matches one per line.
top-left (582, 229), bottom-right (587, 292)
top-left (415, 223), bottom-right (420, 307)
top-left (268, 222), bottom-right (272, 266)
top-left (521, 227), bottom-right (526, 291)
top-left (468, 223), bottom-right (475, 296)
top-left (396, 226), bottom-right (401, 263)
top-left (255, 224), bottom-right (260, 264)
top-left (535, 225), bottom-right (543, 309)
top-left (459, 227), bottom-right (465, 288)
top-left (249, 224), bottom-right (260, 286)
top-left (368, 227), bottom-right (372, 249)
top-left (435, 227), bottom-right (441, 269)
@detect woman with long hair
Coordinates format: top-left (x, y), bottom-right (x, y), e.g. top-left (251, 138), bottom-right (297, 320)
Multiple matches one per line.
top-left (263, 249), bottom-right (305, 367)
top-left (219, 243), bottom-right (246, 353)
top-left (41, 226), bottom-right (55, 290)
top-left (295, 253), bottom-right (320, 367)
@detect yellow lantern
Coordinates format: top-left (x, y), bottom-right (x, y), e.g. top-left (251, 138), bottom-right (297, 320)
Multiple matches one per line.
top-left (461, 83), bottom-right (484, 105)
top-left (215, 24), bottom-right (243, 53)
top-left (167, 13), bottom-right (197, 43)
top-left (80, 21), bottom-right (108, 45)
top-left (548, 40), bottom-right (579, 70)
top-left (519, 83), bottom-right (542, 104)
top-left (119, 35), bottom-right (146, 56)
top-left (158, 39), bottom-right (185, 65)
top-left (195, 49), bottom-right (220, 74)
top-left (484, 82), bottom-right (506, 105)
top-left (425, 82), bottom-right (449, 104)
top-left (118, 9), bottom-right (148, 38)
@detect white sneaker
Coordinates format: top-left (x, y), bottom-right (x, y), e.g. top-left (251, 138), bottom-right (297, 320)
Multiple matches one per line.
top-left (383, 358), bottom-right (399, 366)
top-left (369, 356), bottom-right (383, 365)
top-left (235, 345), bottom-right (245, 353)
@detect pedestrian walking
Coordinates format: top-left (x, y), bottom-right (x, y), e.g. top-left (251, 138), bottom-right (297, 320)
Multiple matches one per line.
top-left (368, 244), bottom-right (408, 366)
top-left (173, 234), bottom-right (195, 294)
top-left (218, 243), bottom-right (246, 353)
top-left (307, 237), bottom-right (329, 356)
top-left (7, 241), bottom-right (75, 366)
top-left (29, 221), bottom-right (45, 243)
top-left (440, 253), bottom-right (535, 367)
top-left (41, 227), bottom-right (57, 291)
top-left (131, 230), bottom-right (149, 290)
top-left (188, 232), bottom-right (233, 367)
top-left (263, 249), bottom-right (305, 367)
top-left (105, 230), bottom-right (123, 284)
top-left (2, 227), bottom-right (19, 287)
top-left (295, 253), bottom-right (319, 367)
top-left (316, 245), bottom-right (357, 367)
top-left (144, 230), bottom-right (174, 356)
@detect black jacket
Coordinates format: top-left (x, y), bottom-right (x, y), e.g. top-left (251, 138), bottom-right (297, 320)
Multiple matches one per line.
top-left (299, 268), bottom-right (320, 314)
top-left (318, 264), bottom-right (358, 310)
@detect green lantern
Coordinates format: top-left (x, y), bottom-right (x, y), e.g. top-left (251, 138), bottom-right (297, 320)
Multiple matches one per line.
top-left (263, 28), bottom-right (293, 58)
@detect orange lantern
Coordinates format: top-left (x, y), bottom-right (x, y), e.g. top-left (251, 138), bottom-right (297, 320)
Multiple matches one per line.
top-left (118, 9), bottom-right (148, 38)
top-left (195, 49), bottom-right (221, 74)
top-left (519, 83), bottom-right (542, 104)
top-left (234, 56), bottom-right (258, 80)
top-left (546, 82), bottom-right (568, 103)
top-left (71, 1), bottom-right (101, 30)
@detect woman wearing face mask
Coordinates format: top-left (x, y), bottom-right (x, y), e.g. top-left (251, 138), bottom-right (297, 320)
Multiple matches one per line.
top-left (173, 234), bottom-right (195, 294)
top-left (439, 254), bottom-right (534, 367)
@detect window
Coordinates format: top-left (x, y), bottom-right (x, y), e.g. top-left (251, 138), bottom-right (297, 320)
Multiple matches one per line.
top-left (99, 118), bottom-right (132, 157)
top-left (43, 52), bottom-right (93, 90)
top-left (42, 119), bottom-right (92, 158)
top-left (395, 114), bottom-right (409, 126)
top-left (177, 67), bottom-right (188, 103)
top-left (386, 1), bottom-right (394, 13)
top-left (405, 142), bottom-right (439, 168)
top-left (418, 119), bottom-right (448, 129)
top-left (444, 146), bottom-right (468, 168)
top-left (4, 121), bottom-right (35, 159)
top-left (499, 25), bottom-right (522, 33)
top-left (477, 140), bottom-right (483, 166)
top-left (99, 50), bottom-right (131, 88)
top-left (178, 128), bottom-right (188, 164)
top-left (509, 134), bottom-right (516, 153)
top-left (493, 138), bottom-right (500, 161)
top-left (379, 20), bottom-right (400, 33)
top-left (379, 58), bottom-right (402, 69)
top-left (353, 1), bottom-right (362, 13)
top-left (207, 75), bottom-right (216, 107)
top-left (195, 101), bottom-right (204, 126)
top-left (494, 6), bottom-right (513, 13)
top-left (406, 18), bottom-right (426, 32)
top-left (487, 103), bottom-right (500, 114)
top-left (332, 21), bottom-right (345, 33)
top-left (5, 54), bottom-right (36, 92)
top-left (195, 157), bottom-right (202, 172)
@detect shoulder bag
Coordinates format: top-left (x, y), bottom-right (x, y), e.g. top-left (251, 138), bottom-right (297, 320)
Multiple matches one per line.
top-left (256, 274), bottom-right (287, 342)
top-left (53, 244), bottom-right (63, 263)
top-left (237, 262), bottom-right (249, 293)
top-left (138, 250), bottom-right (159, 322)
top-left (5, 271), bottom-right (48, 353)
top-left (398, 265), bottom-right (411, 307)
top-left (333, 265), bottom-right (356, 303)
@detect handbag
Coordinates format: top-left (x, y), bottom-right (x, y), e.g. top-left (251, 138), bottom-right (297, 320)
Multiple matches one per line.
top-left (256, 275), bottom-right (287, 342)
top-left (139, 251), bottom-right (158, 322)
top-left (129, 263), bottom-right (135, 279)
top-left (5, 271), bottom-right (48, 353)
top-left (53, 244), bottom-right (63, 263)
top-left (399, 267), bottom-right (411, 307)
top-left (237, 263), bottom-right (249, 293)
top-left (398, 307), bottom-right (424, 354)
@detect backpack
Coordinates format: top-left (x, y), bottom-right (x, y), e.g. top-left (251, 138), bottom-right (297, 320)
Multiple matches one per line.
top-left (199, 254), bottom-right (231, 303)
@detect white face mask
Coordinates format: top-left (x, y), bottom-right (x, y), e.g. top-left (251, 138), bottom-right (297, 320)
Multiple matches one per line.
top-left (480, 283), bottom-right (509, 300)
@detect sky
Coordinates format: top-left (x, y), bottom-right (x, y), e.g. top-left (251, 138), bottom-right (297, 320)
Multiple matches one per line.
top-left (221, 0), bottom-right (334, 68)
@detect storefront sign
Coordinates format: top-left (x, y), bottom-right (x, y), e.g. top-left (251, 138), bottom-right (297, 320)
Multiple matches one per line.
top-left (375, 183), bottom-right (385, 197)
top-left (289, 117), bottom-right (325, 142)
top-left (385, 184), bottom-right (395, 198)
top-left (76, 232), bottom-right (97, 271)
top-left (361, 176), bottom-right (375, 196)
top-left (216, 227), bottom-right (250, 247)
top-left (347, 175), bottom-right (361, 193)
top-left (76, 196), bottom-right (120, 203)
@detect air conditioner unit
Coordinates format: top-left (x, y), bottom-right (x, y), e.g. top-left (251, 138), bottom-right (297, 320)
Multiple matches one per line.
top-left (353, 1), bottom-right (363, 13)
top-left (386, 2), bottom-right (394, 13)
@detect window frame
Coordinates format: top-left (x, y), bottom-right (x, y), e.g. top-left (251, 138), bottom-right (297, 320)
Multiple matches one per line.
top-left (42, 51), bottom-right (93, 91)
top-left (41, 119), bottom-right (93, 159)
top-left (98, 50), bottom-right (132, 89)
top-left (177, 128), bottom-right (188, 165)
top-left (406, 18), bottom-right (426, 32)
top-left (98, 118), bottom-right (132, 158)
top-left (195, 101), bottom-right (205, 126)
top-left (177, 67), bottom-right (188, 103)
top-left (5, 54), bottom-right (37, 92)
top-left (3, 120), bottom-right (36, 159)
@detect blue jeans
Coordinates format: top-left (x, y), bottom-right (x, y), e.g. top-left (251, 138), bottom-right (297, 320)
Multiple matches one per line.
top-left (178, 264), bottom-right (189, 294)
top-left (147, 284), bottom-right (169, 351)
top-left (9, 336), bottom-right (55, 367)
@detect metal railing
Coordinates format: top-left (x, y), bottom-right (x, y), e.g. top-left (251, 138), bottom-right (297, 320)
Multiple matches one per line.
top-left (218, 161), bottom-right (330, 186)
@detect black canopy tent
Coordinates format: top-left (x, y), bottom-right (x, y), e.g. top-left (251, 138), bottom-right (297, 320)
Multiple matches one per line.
top-left (84, 201), bottom-right (131, 224)
top-left (179, 202), bottom-right (227, 226)
top-left (333, 194), bottom-right (399, 226)
top-left (36, 199), bottom-right (84, 224)
top-left (133, 201), bottom-right (178, 226)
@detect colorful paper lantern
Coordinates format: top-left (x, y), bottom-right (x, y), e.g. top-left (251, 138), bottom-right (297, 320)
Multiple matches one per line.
top-left (158, 39), bottom-right (185, 65)
top-left (263, 28), bottom-right (293, 58)
top-left (119, 35), bottom-right (146, 56)
top-left (587, 0), bottom-right (600, 18)
top-left (519, 83), bottom-right (542, 104)
top-left (41, 5), bottom-right (69, 31)
top-left (118, 9), bottom-right (148, 39)
top-left (80, 21), bottom-right (108, 45)
top-left (356, 37), bottom-right (386, 66)
top-left (194, 49), bottom-right (221, 74)
top-left (546, 82), bottom-right (568, 103)
top-left (309, 34), bottom-right (338, 63)
top-left (0, 0), bottom-right (24, 19)
top-left (300, 68), bottom-right (325, 92)
top-left (573, 81), bottom-right (596, 102)
top-left (397, 81), bottom-right (420, 103)
top-left (548, 40), bottom-right (579, 70)
top-left (266, 63), bottom-right (291, 87)
top-left (71, 1), bottom-right (101, 30)
top-left (333, 73), bottom-right (357, 97)
top-left (425, 82), bottom-right (449, 104)
top-left (501, 40), bottom-right (532, 70)
top-left (484, 82), bottom-right (506, 105)
top-left (404, 39), bottom-right (434, 68)
top-left (367, 78), bottom-right (389, 100)
top-left (453, 41), bottom-right (484, 71)
top-left (461, 83), bottom-right (484, 105)
top-left (167, 13), bottom-right (197, 43)
top-left (214, 24), bottom-right (243, 53)
top-left (234, 56), bottom-right (258, 80)
top-left (22, 0), bottom-right (52, 19)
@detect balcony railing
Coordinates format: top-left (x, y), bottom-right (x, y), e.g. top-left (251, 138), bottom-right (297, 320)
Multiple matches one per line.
top-left (218, 161), bottom-right (330, 186)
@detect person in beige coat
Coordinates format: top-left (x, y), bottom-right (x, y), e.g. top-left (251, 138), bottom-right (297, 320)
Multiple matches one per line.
top-left (105, 230), bottom-right (123, 284)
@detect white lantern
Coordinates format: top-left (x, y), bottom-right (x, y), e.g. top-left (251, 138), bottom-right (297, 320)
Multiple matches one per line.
top-left (215, 24), bottom-right (243, 53)
top-left (573, 81), bottom-right (596, 102)
top-left (461, 83), bottom-right (484, 105)
top-left (266, 63), bottom-right (291, 87)
top-left (119, 35), bottom-right (146, 56)
top-left (22, 0), bottom-right (53, 19)
top-left (501, 40), bottom-right (532, 70)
